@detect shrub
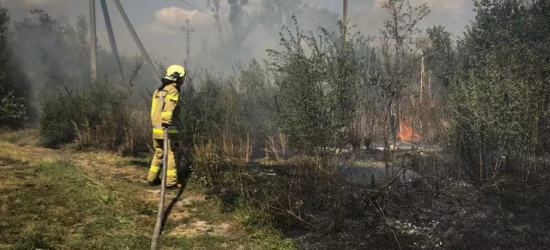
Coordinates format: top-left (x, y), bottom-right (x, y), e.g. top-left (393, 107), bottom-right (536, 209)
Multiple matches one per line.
top-left (267, 17), bottom-right (371, 153)
top-left (39, 80), bottom-right (149, 155)
top-left (449, 0), bottom-right (550, 179)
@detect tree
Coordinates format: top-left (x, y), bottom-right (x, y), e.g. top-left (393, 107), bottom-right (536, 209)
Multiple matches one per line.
top-left (0, 3), bottom-right (29, 125)
top-left (423, 25), bottom-right (455, 89)
top-left (378, 0), bottom-right (430, 150)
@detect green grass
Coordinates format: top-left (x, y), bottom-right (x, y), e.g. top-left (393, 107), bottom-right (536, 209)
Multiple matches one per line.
top-left (2, 136), bottom-right (17, 143)
top-left (0, 130), bottom-right (25, 143)
top-left (0, 155), bottom-right (296, 250)
top-left (1, 160), bottom-right (142, 249)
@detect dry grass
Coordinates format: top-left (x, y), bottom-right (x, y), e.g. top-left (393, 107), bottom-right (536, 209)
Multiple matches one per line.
top-left (220, 132), bottom-right (252, 165)
top-left (266, 132), bottom-right (288, 162)
top-left (72, 110), bottom-right (150, 156)
top-left (0, 130), bottom-right (297, 250)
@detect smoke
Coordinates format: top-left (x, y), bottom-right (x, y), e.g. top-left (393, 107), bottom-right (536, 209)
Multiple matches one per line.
top-left (6, 8), bottom-right (156, 115)
top-left (9, 10), bottom-right (89, 102)
top-left (205, 0), bottom-right (221, 32)
top-left (191, 0), bottom-right (340, 73)
top-left (227, 0), bottom-right (250, 48)
top-left (1, 0), bottom-right (476, 84)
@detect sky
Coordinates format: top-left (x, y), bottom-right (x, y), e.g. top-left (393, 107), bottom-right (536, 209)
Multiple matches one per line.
top-left (2, 0), bottom-right (476, 70)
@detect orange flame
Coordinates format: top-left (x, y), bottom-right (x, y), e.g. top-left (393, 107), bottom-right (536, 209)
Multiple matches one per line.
top-left (397, 118), bottom-right (420, 142)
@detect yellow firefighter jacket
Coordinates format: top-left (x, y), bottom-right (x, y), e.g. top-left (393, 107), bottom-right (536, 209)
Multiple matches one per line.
top-left (151, 82), bottom-right (181, 139)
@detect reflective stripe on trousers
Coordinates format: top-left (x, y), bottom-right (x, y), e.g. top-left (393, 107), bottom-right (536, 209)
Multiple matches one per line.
top-left (148, 166), bottom-right (176, 176)
top-left (152, 125), bottom-right (179, 134)
top-left (149, 165), bottom-right (161, 173)
top-left (148, 138), bottom-right (179, 186)
top-left (167, 169), bottom-right (177, 177)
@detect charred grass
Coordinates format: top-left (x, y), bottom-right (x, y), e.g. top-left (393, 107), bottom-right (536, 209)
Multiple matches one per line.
top-left (196, 146), bottom-right (550, 250)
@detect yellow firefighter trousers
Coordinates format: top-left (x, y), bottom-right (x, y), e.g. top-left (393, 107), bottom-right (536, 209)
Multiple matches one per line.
top-left (147, 138), bottom-right (179, 187)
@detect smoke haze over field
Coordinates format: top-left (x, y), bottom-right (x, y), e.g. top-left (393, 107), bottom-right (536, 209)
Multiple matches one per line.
top-left (2, 0), bottom-right (475, 73)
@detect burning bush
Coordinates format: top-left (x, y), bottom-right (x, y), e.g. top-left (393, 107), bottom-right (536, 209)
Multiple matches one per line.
top-left (397, 118), bottom-right (420, 143)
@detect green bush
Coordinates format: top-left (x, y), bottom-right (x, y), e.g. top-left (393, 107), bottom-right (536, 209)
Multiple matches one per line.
top-left (39, 81), bottom-right (149, 154)
top-left (267, 17), bottom-right (370, 153)
top-left (449, 0), bottom-right (550, 178)
top-left (183, 64), bottom-right (276, 142)
top-left (449, 67), bottom-right (539, 178)
top-left (38, 91), bottom-right (77, 145)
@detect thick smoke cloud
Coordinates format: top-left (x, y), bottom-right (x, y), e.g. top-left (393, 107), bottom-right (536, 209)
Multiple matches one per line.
top-left (2, 0), bottom-right (475, 77)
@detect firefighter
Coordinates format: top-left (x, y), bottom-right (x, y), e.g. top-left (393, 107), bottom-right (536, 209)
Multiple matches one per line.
top-left (147, 65), bottom-right (185, 188)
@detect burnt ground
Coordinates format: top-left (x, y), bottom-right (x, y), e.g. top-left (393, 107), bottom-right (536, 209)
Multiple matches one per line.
top-left (231, 146), bottom-right (550, 250)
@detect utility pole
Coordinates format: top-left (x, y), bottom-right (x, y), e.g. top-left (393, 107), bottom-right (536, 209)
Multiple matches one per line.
top-left (89, 0), bottom-right (97, 83)
top-left (428, 72), bottom-right (432, 101)
top-left (181, 19), bottom-right (195, 69)
top-left (343, 0), bottom-right (348, 43)
top-left (419, 50), bottom-right (439, 103)
top-left (418, 52), bottom-right (437, 138)
top-left (420, 56), bottom-right (424, 104)
top-left (100, 0), bottom-right (125, 82)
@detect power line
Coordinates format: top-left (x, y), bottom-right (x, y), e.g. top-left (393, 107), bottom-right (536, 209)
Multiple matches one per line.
top-left (176, 0), bottom-right (214, 16)
top-left (174, 0), bottom-right (231, 36)
top-left (175, 0), bottom-right (232, 21)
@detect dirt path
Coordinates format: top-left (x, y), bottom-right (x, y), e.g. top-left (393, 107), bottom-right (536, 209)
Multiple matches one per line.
top-left (0, 131), bottom-right (267, 250)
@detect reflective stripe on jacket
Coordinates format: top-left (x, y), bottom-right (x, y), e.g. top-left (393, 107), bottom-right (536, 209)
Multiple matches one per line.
top-left (151, 83), bottom-right (181, 139)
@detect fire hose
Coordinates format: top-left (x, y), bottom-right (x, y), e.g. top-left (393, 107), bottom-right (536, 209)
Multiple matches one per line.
top-left (151, 95), bottom-right (169, 250)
